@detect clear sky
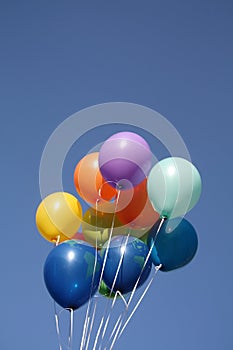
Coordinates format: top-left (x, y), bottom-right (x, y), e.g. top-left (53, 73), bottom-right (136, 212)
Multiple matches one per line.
top-left (1, 1), bottom-right (232, 349)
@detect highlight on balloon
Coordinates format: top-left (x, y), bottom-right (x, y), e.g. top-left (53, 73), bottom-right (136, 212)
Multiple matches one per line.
top-left (35, 126), bottom-right (202, 350)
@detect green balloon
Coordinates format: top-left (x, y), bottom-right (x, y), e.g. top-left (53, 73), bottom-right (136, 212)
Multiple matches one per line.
top-left (139, 231), bottom-right (149, 245)
top-left (99, 280), bottom-right (117, 299)
top-left (147, 157), bottom-right (202, 219)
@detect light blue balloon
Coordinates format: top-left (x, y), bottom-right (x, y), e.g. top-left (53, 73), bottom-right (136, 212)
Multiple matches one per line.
top-left (147, 157), bottom-right (202, 218)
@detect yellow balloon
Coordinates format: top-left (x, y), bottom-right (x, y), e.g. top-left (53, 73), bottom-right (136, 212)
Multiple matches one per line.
top-left (36, 192), bottom-right (82, 243)
top-left (82, 207), bottom-right (126, 248)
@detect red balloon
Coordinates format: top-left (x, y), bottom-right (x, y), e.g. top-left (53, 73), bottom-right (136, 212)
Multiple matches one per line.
top-left (117, 179), bottom-right (159, 230)
top-left (72, 232), bottom-right (86, 242)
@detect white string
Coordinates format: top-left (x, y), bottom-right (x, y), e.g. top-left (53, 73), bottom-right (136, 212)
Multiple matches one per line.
top-left (53, 304), bottom-right (76, 350)
top-left (81, 316), bottom-right (90, 350)
top-left (117, 264), bottom-right (162, 340)
top-left (99, 291), bottom-right (128, 350)
top-left (80, 205), bottom-right (101, 350)
top-left (85, 302), bottom-right (97, 350)
top-left (68, 309), bottom-right (74, 350)
top-left (97, 188), bottom-right (121, 290)
top-left (93, 317), bottom-right (104, 350)
top-left (91, 188), bottom-right (123, 349)
top-left (127, 217), bottom-right (165, 308)
top-left (97, 234), bottom-right (130, 349)
top-left (109, 234), bottom-right (130, 295)
top-left (104, 217), bottom-right (165, 349)
top-left (109, 318), bottom-right (123, 350)
top-left (109, 314), bottom-right (122, 342)
top-left (101, 315), bottom-right (110, 341)
top-left (54, 302), bottom-right (63, 350)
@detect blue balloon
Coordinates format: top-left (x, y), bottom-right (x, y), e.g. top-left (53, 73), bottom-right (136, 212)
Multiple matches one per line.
top-left (44, 240), bottom-right (102, 310)
top-left (100, 236), bottom-right (152, 294)
top-left (148, 218), bottom-right (198, 272)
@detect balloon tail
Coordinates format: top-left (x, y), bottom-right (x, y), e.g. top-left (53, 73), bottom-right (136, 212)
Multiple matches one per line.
top-left (112, 290), bottom-right (128, 309)
top-left (52, 235), bottom-right (61, 247)
top-left (154, 216), bottom-right (166, 241)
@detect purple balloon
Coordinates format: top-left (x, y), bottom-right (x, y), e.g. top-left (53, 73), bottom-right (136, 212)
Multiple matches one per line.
top-left (99, 132), bottom-right (152, 189)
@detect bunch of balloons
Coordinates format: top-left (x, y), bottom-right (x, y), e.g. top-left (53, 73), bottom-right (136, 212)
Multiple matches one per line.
top-left (36, 131), bottom-right (202, 348)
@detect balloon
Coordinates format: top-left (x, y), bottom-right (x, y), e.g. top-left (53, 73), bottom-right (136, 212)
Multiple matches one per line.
top-left (73, 232), bottom-right (86, 242)
top-left (99, 280), bottom-right (118, 299)
top-left (117, 179), bottom-right (160, 232)
top-left (148, 218), bottom-right (198, 271)
top-left (139, 231), bottom-right (149, 245)
top-left (82, 207), bottom-right (125, 248)
top-left (147, 157), bottom-right (202, 218)
top-left (100, 236), bottom-right (152, 294)
top-left (44, 240), bottom-right (102, 309)
top-left (99, 132), bottom-right (152, 189)
top-left (74, 152), bottom-right (117, 207)
top-left (36, 192), bottom-right (82, 243)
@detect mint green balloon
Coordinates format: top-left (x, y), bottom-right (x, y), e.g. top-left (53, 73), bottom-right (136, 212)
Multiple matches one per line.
top-left (147, 157), bottom-right (202, 218)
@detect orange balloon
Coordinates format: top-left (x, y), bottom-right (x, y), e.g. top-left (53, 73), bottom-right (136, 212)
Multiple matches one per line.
top-left (74, 152), bottom-right (117, 207)
top-left (117, 179), bottom-right (159, 230)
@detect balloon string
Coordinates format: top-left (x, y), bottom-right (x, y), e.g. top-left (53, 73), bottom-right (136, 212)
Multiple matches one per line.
top-left (54, 235), bottom-right (60, 246)
top-left (101, 289), bottom-right (128, 348)
top-left (85, 301), bottom-right (97, 350)
top-left (97, 234), bottom-right (130, 349)
top-left (103, 264), bottom-right (161, 350)
top-left (80, 316), bottom-right (90, 350)
top-left (81, 187), bottom-right (120, 350)
top-left (112, 291), bottom-right (128, 309)
top-left (99, 235), bottom-right (130, 341)
top-left (97, 188), bottom-right (121, 290)
top-left (109, 319), bottom-right (122, 350)
top-left (127, 216), bottom-right (165, 307)
top-left (54, 301), bottom-right (63, 350)
top-left (105, 217), bottom-right (165, 349)
top-left (101, 314), bottom-right (122, 350)
top-left (117, 264), bottom-right (162, 341)
top-left (109, 234), bottom-right (130, 296)
top-left (93, 317), bottom-right (104, 350)
top-left (66, 308), bottom-right (74, 350)
top-left (93, 190), bottom-right (123, 350)
top-left (80, 231), bottom-right (100, 350)
top-left (109, 314), bottom-right (123, 342)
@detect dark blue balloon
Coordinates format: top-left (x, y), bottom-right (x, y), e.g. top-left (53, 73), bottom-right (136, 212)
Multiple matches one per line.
top-left (100, 235), bottom-right (152, 294)
top-left (148, 218), bottom-right (198, 272)
top-left (44, 240), bottom-right (102, 310)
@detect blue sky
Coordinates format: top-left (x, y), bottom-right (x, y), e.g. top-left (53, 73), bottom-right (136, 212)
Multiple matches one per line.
top-left (1, 1), bottom-right (232, 349)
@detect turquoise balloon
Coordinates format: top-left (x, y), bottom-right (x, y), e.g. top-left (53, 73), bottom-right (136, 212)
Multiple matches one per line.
top-left (147, 157), bottom-right (202, 218)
